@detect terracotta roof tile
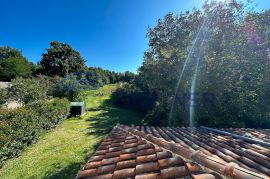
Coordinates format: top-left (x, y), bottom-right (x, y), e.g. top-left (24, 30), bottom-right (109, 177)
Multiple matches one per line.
top-left (101, 157), bottom-right (119, 165)
top-left (77, 168), bottom-right (97, 178)
top-left (119, 153), bottom-right (137, 161)
top-left (185, 162), bottom-right (202, 172)
top-left (97, 163), bottom-right (115, 174)
top-left (110, 142), bottom-right (124, 148)
top-left (158, 157), bottom-right (184, 169)
top-left (95, 149), bottom-right (108, 156)
top-left (136, 154), bottom-right (157, 163)
top-left (84, 161), bottom-right (102, 169)
top-left (137, 143), bottom-right (154, 150)
top-left (124, 138), bottom-right (138, 144)
top-left (92, 173), bottom-right (113, 179)
top-left (135, 173), bottom-right (160, 179)
top-left (98, 145), bottom-right (111, 150)
top-left (113, 168), bottom-right (135, 178)
top-left (108, 146), bottom-right (123, 152)
top-left (137, 148), bottom-right (156, 156)
top-left (160, 166), bottom-right (189, 178)
top-left (115, 159), bottom-right (136, 170)
top-left (192, 173), bottom-right (219, 179)
top-left (123, 142), bottom-right (137, 149)
top-left (89, 155), bottom-right (104, 162)
top-left (135, 162), bottom-right (159, 174)
top-left (156, 151), bottom-right (172, 159)
top-left (104, 151), bottom-right (121, 158)
top-left (121, 147), bottom-right (138, 154)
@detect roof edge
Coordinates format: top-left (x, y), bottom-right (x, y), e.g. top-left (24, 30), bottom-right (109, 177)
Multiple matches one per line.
top-left (115, 124), bottom-right (267, 179)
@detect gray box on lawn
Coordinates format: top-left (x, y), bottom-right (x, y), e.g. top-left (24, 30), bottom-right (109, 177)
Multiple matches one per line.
top-left (70, 102), bottom-right (85, 116)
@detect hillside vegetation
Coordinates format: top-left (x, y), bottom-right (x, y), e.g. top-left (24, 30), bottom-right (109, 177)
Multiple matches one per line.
top-left (0, 84), bottom-right (143, 179)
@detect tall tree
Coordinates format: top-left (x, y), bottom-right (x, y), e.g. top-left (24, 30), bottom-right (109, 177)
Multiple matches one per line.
top-left (0, 47), bottom-right (32, 81)
top-left (40, 41), bottom-right (86, 77)
top-left (114, 0), bottom-right (270, 128)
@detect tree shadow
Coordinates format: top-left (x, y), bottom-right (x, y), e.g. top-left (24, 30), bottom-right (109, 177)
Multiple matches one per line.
top-left (86, 98), bottom-right (143, 136)
top-left (41, 148), bottom-right (97, 179)
top-left (42, 162), bottom-right (82, 179)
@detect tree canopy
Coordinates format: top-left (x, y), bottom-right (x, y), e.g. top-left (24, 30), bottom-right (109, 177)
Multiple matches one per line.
top-left (40, 41), bottom-right (86, 77)
top-left (0, 47), bottom-right (32, 81)
top-left (113, 0), bottom-right (270, 128)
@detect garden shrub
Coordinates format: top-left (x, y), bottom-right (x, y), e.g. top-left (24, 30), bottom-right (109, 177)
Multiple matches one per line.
top-left (112, 83), bottom-right (157, 114)
top-left (53, 75), bottom-right (83, 101)
top-left (0, 98), bottom-right (69, 164)
top-left (8, 76), bottom-right (55, 104)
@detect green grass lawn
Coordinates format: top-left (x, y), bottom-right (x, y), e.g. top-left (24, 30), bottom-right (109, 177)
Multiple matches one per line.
top-left (0, 84), bottom-right (143, 179)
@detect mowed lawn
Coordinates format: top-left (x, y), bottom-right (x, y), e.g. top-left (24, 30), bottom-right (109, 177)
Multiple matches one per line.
top-left (0, 84), bottom-right (143, 179)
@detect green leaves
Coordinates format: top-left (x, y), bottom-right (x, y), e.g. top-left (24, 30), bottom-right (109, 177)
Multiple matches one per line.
top-left (8, 76), bottom-right (55, 105)
top-left (0, 88), bottom-right (7, 106)
top-left (121, 0), bottom-right (270, 128)
top-left (40, 41), bottom-right (86, 77)
top-left (0, 47), bottom-right (33, 81)
top-left (0, 98), bottom-right (70, 164)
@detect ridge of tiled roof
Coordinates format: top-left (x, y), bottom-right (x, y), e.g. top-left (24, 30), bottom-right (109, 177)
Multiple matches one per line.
top-left (76, 125), bottom-right (223, 179)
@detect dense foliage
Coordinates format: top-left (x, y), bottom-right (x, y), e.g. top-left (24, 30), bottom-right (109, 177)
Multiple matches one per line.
top-left (8, 76), bottom-right (56, 104)
top-left (0, 47), bottom-right (33, 81)
top-left (75, 67), bottom-right (135, 87)
top-left (0, 88), bottom-right (7, 106)
top-left (39, 41), bottom-right (86, 77)
top-left (53, 75), bottom-right (83, 101)
top-left (112, 83), bottom-right (156, 115)
top-left (113, 1), bottom-right (270, 128)
top-left (0, 98), bottom-right (70, 164)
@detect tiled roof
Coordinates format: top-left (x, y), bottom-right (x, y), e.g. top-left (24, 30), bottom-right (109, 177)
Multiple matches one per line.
top-left (223, 128), bottom-right (270, 143)
top-left (138, 126), bottom-right (270, 177)
top-left (77, 125), bottom-right (270, 179)
top-left (76, 126), bottom-right (222, 179)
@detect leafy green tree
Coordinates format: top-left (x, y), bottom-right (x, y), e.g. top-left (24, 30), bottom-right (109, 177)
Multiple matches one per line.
top-left (113, 0), bottom-right (270, 128)
top-left (0, 47), bottom-right (32, 81)
top-left (0, 58), bottom-right (32, 81)
top-left (0, 46), bottom-right (23, 59)
top-left (40, 41), bottom-right (86, 77)
top-left (121, 71), bottom-right (136, 83)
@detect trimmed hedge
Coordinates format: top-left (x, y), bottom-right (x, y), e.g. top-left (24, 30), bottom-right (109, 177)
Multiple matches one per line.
top-left (0, 98), bottom-right (70, 164)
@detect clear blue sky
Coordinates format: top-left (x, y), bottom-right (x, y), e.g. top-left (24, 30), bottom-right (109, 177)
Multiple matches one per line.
top-left (1, 0), bottom-right (269, 72)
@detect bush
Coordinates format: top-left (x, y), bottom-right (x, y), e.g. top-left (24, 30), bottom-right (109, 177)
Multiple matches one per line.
top-left (8, 76), bottom-right (55, 104)
top-left (53, 75), bottom-right (83, 101)
top-left (112, 83), bottom-right (157, 114)
top-left (0, 98), bottom-right (70, 163)
top-left (0, 88), bottom-right (7, 106)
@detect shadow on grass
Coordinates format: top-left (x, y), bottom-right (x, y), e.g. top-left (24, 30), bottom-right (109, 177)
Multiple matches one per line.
top-left (42, 146), bottom-right (100, 179)
top-left (43, 98), bottom-right (143, 179)
top-left (42, 162), bottom-right (81, 179)
top-left (86, 98), bottom-right (143, 136)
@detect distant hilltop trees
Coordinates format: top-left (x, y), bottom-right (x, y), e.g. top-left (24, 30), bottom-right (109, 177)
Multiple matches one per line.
top-left (0, 41), bottom-right (135, 84)
top-left (0, 47), bottom-right (33, 81)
